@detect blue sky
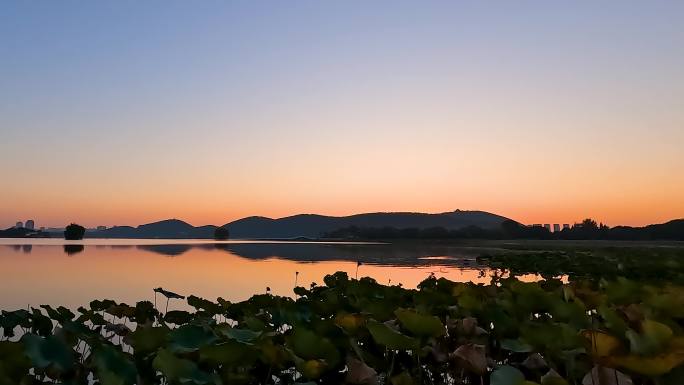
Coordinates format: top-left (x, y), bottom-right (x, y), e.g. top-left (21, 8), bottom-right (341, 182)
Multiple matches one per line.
top-left (1, 1), bottom-right (683, 227)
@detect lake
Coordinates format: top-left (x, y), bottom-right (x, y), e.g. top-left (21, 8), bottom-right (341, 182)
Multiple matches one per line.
top-left (0, 238), bottom-right (532, 311)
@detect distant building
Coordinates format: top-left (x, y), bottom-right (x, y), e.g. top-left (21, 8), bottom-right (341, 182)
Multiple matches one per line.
top-left (543, 224), bottom-right (551, 231)
top-left (553, 224), bottom-right (561, 232)
top-left (25, 220), bottom-right (35, 230)
top-left (39, 227), bottom-right (45, 231)
top-left (532, 224), bottom-right (543, 227)
top-left (15, 221), bottom-right (23, 228)
top-left (97, 226), bottom-right (107, 231)
top-left (563, 224), bottom-right (570, 230)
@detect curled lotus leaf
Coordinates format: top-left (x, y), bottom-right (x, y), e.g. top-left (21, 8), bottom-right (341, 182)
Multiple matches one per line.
top-left (523, 352), bottom-right (547, 370)
top-left (451, 343), bottom-right (487, 375)
top-left (187, 295), bottom-right (220, 314)
top-left (345, 356), bottom-right (379, 385)
top-left (541, 369), bottom-right (568, 385)
top-left (153, 288), bottom-right (185, 300)
top-left (581, 366), bottom-right (632, 385)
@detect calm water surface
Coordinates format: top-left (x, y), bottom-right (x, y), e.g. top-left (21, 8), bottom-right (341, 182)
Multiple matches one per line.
top-left (0, 239), bottom-right (530, 311)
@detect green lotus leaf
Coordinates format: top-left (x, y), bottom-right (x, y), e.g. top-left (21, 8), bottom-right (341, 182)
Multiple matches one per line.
top-left (199, 340), bottom-right (257, 365)
top-left (295, 357), bottom-right (328, 380)
top-left (659, 364), bottom-right (684, 385)
top-left (624, 319), bottom-right (673, 356)
top-left (598, 305), bottom-right (629, 336)
top-left (287, 328), bottom-right (340, 365)
top-left (501, 338), bottom-right (534, 353)
top-left (153, 348), bottom-right (219, 385)
top-left (90, 299), bottom-right (117, 312)
top-left (491, 365), bottom-right (526, 385)
top-left (105, 304), bottom-right (135, 319)
top-left (367, 320), bottom-right (419, 350)
top-left (168, 324), bottom-right (217, 353)
top-left (187, 295), bottom-right (220, 314)
top-left (133, 301), bottom-right (158, 324)
top-left (541, 369), bottom-right (568, 385)
top-left (608, 347), bottom-right (684, 376)
top-left (30, 308), bottom-right (54, 336)
top-left (334, 313), bottom-right (366, 335)
top-left (395, 308), bottom-right (445, 338)
top-left (164, 310), bottom-right (193, 325)
top-left (580, 330), bottom-right (622, 357)
top-left (0, 341), bottom-right (31, 385)
top-left (216, 325), bottom-right (262, 344)
top-left (22, 334), bottom-right (74, 372)
top-left (125, 325), bottom-right (169, 354)
top-left (91, 345), bottom-right (137, 385)
top-left (390, 372), bottom-right (415, 385)
top-left (241, 316), bottom-right (267, 331)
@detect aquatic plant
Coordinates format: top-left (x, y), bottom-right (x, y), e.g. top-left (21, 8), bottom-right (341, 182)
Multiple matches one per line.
top-left (1, 272), bottom-right (683, 384)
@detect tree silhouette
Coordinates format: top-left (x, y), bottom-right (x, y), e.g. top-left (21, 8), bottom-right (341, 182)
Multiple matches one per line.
top-left (64, 223), bottom-right (86, 240)
top-left (214, 226), bottom-right (230, 240)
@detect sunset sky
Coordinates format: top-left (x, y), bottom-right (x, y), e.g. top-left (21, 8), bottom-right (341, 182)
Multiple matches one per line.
top-left (2, 1), bottom-right (683, 228)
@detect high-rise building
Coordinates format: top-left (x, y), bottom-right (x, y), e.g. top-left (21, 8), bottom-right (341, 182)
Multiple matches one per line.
top-left (563, 224), bottom-right (570, 230)
top-left (15, 221), bottom-right (23, 228)
top-left (543, 224), bottom-right (551, 231)
top-left (25, 220), bottom-right (35, 230)
top-left (553, 224), bottom-right (561, 232)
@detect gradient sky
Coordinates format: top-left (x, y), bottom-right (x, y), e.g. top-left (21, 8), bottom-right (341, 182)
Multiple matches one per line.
top-left (2, 1), bottom-right (683, 228)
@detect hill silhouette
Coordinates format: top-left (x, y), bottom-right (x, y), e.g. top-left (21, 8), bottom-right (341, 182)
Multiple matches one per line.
top-left (93, 219), bottom-right (217, 239)
top-left (85, 210), bottom-right (509, 239)
top-left (223, 210), bottom-right (510, 239)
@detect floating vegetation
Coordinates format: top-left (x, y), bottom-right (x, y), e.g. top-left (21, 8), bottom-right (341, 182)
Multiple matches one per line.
top-left (1, 271), bottom-right (684, 384)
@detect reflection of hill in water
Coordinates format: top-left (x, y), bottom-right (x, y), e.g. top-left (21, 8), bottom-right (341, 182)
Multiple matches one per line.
top-left (136, 244), bottom-right (194, 256)
top-left (139, 243), bottom-right (500, 267)
top-left (1, 242), bottom-right (500, 268)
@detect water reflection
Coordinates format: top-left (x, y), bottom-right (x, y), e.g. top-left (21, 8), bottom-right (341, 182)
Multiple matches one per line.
top-left (4, 242), bottom-right (497, 268)
top-left (0, 241), bottom-right (516, 311)
top-left (63, 244), bottom-right (85, 255)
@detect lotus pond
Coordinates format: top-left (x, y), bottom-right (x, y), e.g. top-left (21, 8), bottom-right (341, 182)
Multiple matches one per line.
top-left (2, 269), bottom-right (684, 385)
top-left (2, 240), bottom-right (684, 384)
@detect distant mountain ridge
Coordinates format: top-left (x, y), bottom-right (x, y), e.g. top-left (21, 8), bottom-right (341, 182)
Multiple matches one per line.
top-left (86, 210), bottom-right (511, 239)
top-left (91, 219), bottom-right (217, 239)
top-left (224, 210), bottom-right (510, 239)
